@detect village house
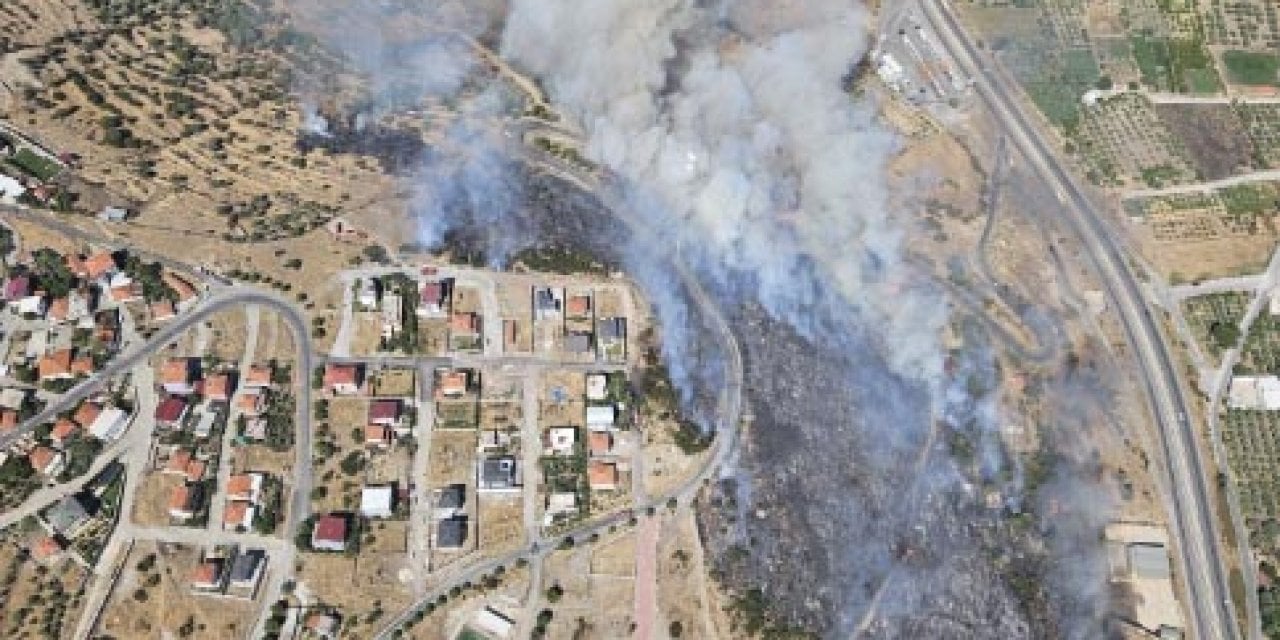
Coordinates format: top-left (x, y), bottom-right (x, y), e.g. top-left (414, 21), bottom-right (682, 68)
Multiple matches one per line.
top-left (155, 396), bottom-right (189, 428)
top-left (225, 473), bottom-right (263, 503)
top-left (588, 431), bottom-right (613, 457)
top-left (545, 427), bottom-right (577, 456)
top-left (159, 358), bottom-right (199, 395)
top-left (360, 485), bottom-right (395, 519)
top-left (29, 446), bottom-right (65, 478)
top-left (87, 407), bottom-right (129, 441)
top-left (311, 514), bottom-right (348, 552)
top-left (189, 559), bottom-right (224, 592)
top-left (149, 299), bottom-right (176, 323)
top-left (37, 348), bottom-right (73, 381)
top-left (45, 495), bottom-right (92, 537)
top-left (50, 418), bottom-right (79, 445)
top-left (367, 399), bottom-right (401, 427)
top-left (244, 365), bottom-right (273, 389)
top-left (587, 460), bottom-right (619, 491)
top-left (205, 372), bottom-right (234, 403)
top-left (236, 390), bottom-right (265, 416)
top-left (365, 424), bottom-right (395, 449)
top-left (228, 549), bottom-right (266, 593)
top-left (436, 369), bottom-right (469, 398)
top-left (323, 363), bottom-right (362, 396)
top-left (418, 279), bottom-right (451, 317)
top-left (30, 536), bottom-right (64, 564)
top-left (356, 278), bottom-right (379, 310)
top-left (566, 294), bottom-right (592, 318)
top-left (224, 501), bottom-right (255, 531)
top-left (168, 484), bottom-right (204, 521)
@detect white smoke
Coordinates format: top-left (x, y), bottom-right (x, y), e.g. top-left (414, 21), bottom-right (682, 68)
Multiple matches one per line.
top-left (501, 0), bottom-right (946, 382)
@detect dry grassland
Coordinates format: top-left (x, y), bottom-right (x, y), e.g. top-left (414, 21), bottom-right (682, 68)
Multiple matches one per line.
top-left (100, 542), bottom-right (256, 640)
top-left (477, 496), bottom-right (524, 554)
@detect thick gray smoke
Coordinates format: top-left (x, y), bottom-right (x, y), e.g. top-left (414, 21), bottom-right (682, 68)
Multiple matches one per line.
top-left (285, 0), bottom-right (1113, 636)
top-left (502, 0), bottom-right (945, 382)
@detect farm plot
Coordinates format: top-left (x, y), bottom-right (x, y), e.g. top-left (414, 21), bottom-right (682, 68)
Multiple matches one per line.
top-left (1236, 311), bottom-right (1280, 374)
top-left (1182, 292), bottom-right (1250, 361)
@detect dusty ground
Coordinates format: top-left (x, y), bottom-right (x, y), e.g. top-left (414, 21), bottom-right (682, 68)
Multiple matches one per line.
top-left (0, 540), bottom-right (89, 639)
top-left (253, 310), bottom-right (300, 366)
top-left (351, 311), bottom-right (383, 355)
top-left (427, 431), bottom-right (476, 487)
top-left (132, 473), bottom-right (184, 527)
top-left (371, 368), bottom-right (416, 398)
top-left (643, 418), bottom-right (711, 498)
top-left (477, 496), bottom-right (524, 554)
top-left (206, 309), bottom-right (249, 364)
top-left (542, 541), bottom-right (635, 639)
top-left (540, 370), bottom-right (586, 428)
top-left (590, 530), bottom-right (636, 577)
top-left (655, 510), bottom-right (717, 640)
top-left (298, 551), bottom-right (412, 640)
top-left (312, 397), bottom-right (373, 513)
top-left (99, 541), bottom-right (257, 640)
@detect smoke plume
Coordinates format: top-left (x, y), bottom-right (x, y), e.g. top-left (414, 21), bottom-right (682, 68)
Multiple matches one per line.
top-left (284, 0), bottom-right (1117, 636)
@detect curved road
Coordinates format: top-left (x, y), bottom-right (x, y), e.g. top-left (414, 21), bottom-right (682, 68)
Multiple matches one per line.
top-left (923, 0), bottom-right (1237, 637)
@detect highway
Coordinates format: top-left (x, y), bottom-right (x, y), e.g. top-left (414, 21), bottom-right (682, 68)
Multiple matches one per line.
top-left (921, 0), bottom-right (1237, 637)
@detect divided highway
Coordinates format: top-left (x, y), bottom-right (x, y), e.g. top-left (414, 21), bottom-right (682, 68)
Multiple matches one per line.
top-left (921, 1), bottom-right (1237, 638)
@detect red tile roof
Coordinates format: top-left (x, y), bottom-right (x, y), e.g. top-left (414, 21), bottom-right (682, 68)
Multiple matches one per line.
top-left (205, 373), bottom-right (232, 400)
top-left (29, 447), bottom-right (59, 474)
top-left (588, 431), bottom-right (613, 456)
top-left (587, 460), bottom-right (618, 489)
top-left (37, 349), bottom-right (73, 380)
top-left (324, 364), bottom-right (358, 387)
top-left (226, 474), bottom-right (255, 501)
top-left (0, 409), bottom-right (18, 432)
top-left (72, 401), bottom-right (101, 427)
top-left (566, 295), bottom-right (591, 317)
top-left (313, 514), bottom-right (347, 544)
top-left (82, 253), bottom-right (116, 279)
top-left (368, 400), bottom-right (400, 422)
top-left (155, 397), bottom-right (187, 423)
top-left (31, 536), bottom-right (63, 561)
top-left (50, 418), bottom-right (79, 443)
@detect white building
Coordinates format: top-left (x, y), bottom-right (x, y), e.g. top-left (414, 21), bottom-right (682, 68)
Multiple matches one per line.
top-left (586, 405), bottom-right (615, 430)
top-left (88, 407), bottom-right (129, 441)
top-left (473, 607), bottom-right (514, 639)
top-left (585, 374), bottom-right (608, 401)
top-left (360, 485), bottom-right (395, 518)
top-left (356, 279), bottom-right (378, 310)
top-left (0, 174), bottom-right (26, 204)
top-left (1228, 376), bottom-right (1280, 410)
top-left (546, 427), bottom-right (576, 456)
top-left (381, 293), bottom-right (403, 338)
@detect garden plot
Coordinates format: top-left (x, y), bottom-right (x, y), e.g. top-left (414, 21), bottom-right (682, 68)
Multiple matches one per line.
top-left (1182, 292), bottom-right (1250, 361)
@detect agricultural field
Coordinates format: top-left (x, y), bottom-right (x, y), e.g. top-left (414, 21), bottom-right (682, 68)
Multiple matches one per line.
top-left (1236, 105), bottom-right (1280, 168)
top-left (1182, 292), bottom-right (1250, 361)
top-left (1073, 94), bottom-right (1196, 188)
top-left (1127, 185), bottom-right (1279, 280)
top-left (1236, 310), bottom-right (1280, 375)
top-left (1204, 0), bottom-right (1280, 50)
top-left (1153, 104), bottom-right (1256, 179)
top-left (1222, 50), bottom-right (1280, 87)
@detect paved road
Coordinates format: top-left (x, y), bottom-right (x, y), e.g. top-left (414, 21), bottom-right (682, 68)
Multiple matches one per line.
top-left (923, 1), bottom-right (1238, 637)
top-left (1, 288), bottom-right (308, 450)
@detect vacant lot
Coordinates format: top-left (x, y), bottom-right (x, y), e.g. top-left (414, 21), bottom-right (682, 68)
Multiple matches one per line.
top-left (427, 431), bottom-right (476, 486)
top-left (207, 309), bottom-right (250, 364)
top-left (542, 544), bottom-right (635, 640)
top-left (133, 473), bottom-right (185, 527)
top-left (437, 401), bottom-right (478, 430)
top-left (100, 541), bottom-right (256, 640)
top-left (351, 311), bottom-right (383, 356)
top-left (298, 550), bottom-right (412, 639)
top-left (0, 543), bottom-right (88, 639)
top-left (371, 368), bottom-right (416, 397)
top-left (477, 496), bottom-right (525, 554)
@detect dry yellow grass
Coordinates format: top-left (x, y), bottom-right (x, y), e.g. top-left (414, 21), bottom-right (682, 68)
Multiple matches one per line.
top-left (477, 496), bottom-right (525, 554)
top-left (298, 550), bottom-right (412, 640)
top-left (0, 545), bottom-right (88, 639)
top-left (370, 368), bottom-right (416, 398)
top-left (427, 431), bottom-right (476, 487)
top-left (590, 531), bottom-right (637, 577)
top-left (351, 311), bottom-right (384, 355)
top-left (132, 473), bottom-right (184, 527)
top-left (206, 309), bottom-right (249, 363)
top-left (100, 542), bottom-right (257, 640)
